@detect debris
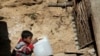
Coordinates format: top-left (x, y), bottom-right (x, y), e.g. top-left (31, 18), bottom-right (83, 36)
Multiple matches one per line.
top-left (25, 13), bottom-right (38, 20)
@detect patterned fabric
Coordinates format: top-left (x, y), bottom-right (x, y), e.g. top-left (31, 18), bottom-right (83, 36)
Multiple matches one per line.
top-left (15, 39), bottom-right (34, 56)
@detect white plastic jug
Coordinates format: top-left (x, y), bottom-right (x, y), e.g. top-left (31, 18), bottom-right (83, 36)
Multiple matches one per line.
top-left (33, 36), bottom-right (53, 56)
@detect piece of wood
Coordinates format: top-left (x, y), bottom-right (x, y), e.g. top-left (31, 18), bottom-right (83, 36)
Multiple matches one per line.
top-left (73, 0), bottom-right (93, 49)
top-left (48, 2), bottom-right (73, 7)
top-left (64, 52), bottom-right (83, 56)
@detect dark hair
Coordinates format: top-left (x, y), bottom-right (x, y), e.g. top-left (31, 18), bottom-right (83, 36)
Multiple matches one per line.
top-left (21, 30), bottom-right (33, 39)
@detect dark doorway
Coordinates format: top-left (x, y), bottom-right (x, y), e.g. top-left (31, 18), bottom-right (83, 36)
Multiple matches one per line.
top-left (0, 21), bottom-right (11, 56)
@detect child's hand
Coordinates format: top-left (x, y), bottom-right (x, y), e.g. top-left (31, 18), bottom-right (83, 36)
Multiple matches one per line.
top-left (28, 43), bottom-right (34, 49)
top-left (32, 38), bottom-right (38, 44)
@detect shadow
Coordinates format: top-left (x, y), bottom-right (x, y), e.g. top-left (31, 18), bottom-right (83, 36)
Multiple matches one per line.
top-left (88, 16), bottom-right (98, 56)
top-left (75, 0), bottom-right (82, 4)
top-left (0, 21), bottom-right (11, 56)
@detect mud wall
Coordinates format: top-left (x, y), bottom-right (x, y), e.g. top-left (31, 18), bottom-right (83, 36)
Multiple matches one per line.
top-left (0, 0), bottom-right (77, 54)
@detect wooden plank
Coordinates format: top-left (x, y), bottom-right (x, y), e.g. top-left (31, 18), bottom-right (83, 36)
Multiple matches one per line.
top-left (48, 2), bottom-right (73, 7)
top-left (74, 0), bottom-right (93, 48)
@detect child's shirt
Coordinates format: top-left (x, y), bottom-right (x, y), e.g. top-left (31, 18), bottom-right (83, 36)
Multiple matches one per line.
top-left (15, 39), bottom-right (34, 56)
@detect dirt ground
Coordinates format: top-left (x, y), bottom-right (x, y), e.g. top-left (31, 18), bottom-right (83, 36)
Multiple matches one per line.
top-left (0, 0), bottom-right (95, 56)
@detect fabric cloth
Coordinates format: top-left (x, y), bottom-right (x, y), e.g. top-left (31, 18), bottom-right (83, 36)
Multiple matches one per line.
top-left (15, 39), bottom-right (34, 56)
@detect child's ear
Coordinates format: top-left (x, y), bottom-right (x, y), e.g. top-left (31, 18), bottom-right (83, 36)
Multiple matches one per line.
top-left (23, 38), bottom-right (27, 41)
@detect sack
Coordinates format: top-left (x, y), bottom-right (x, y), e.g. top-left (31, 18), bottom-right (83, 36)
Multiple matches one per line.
top-left (11, 50), bottom-right (16, 56)
top-left (34, 36), bottom-right (53, 56)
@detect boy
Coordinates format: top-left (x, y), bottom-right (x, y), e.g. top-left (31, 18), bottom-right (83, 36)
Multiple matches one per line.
top-left (13, 30), bottom-right (37, 56)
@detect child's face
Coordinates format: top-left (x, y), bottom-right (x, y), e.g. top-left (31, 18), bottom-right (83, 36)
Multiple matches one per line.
top-left (24, 37), bottom-right (32, 44)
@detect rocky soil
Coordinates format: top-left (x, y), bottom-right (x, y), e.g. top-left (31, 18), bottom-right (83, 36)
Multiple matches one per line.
top-left (0, 0), bottom-right (95, 56)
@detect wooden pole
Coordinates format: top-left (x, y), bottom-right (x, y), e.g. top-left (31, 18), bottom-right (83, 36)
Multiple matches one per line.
top-left (90, 0), bottom-right (100, 56)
